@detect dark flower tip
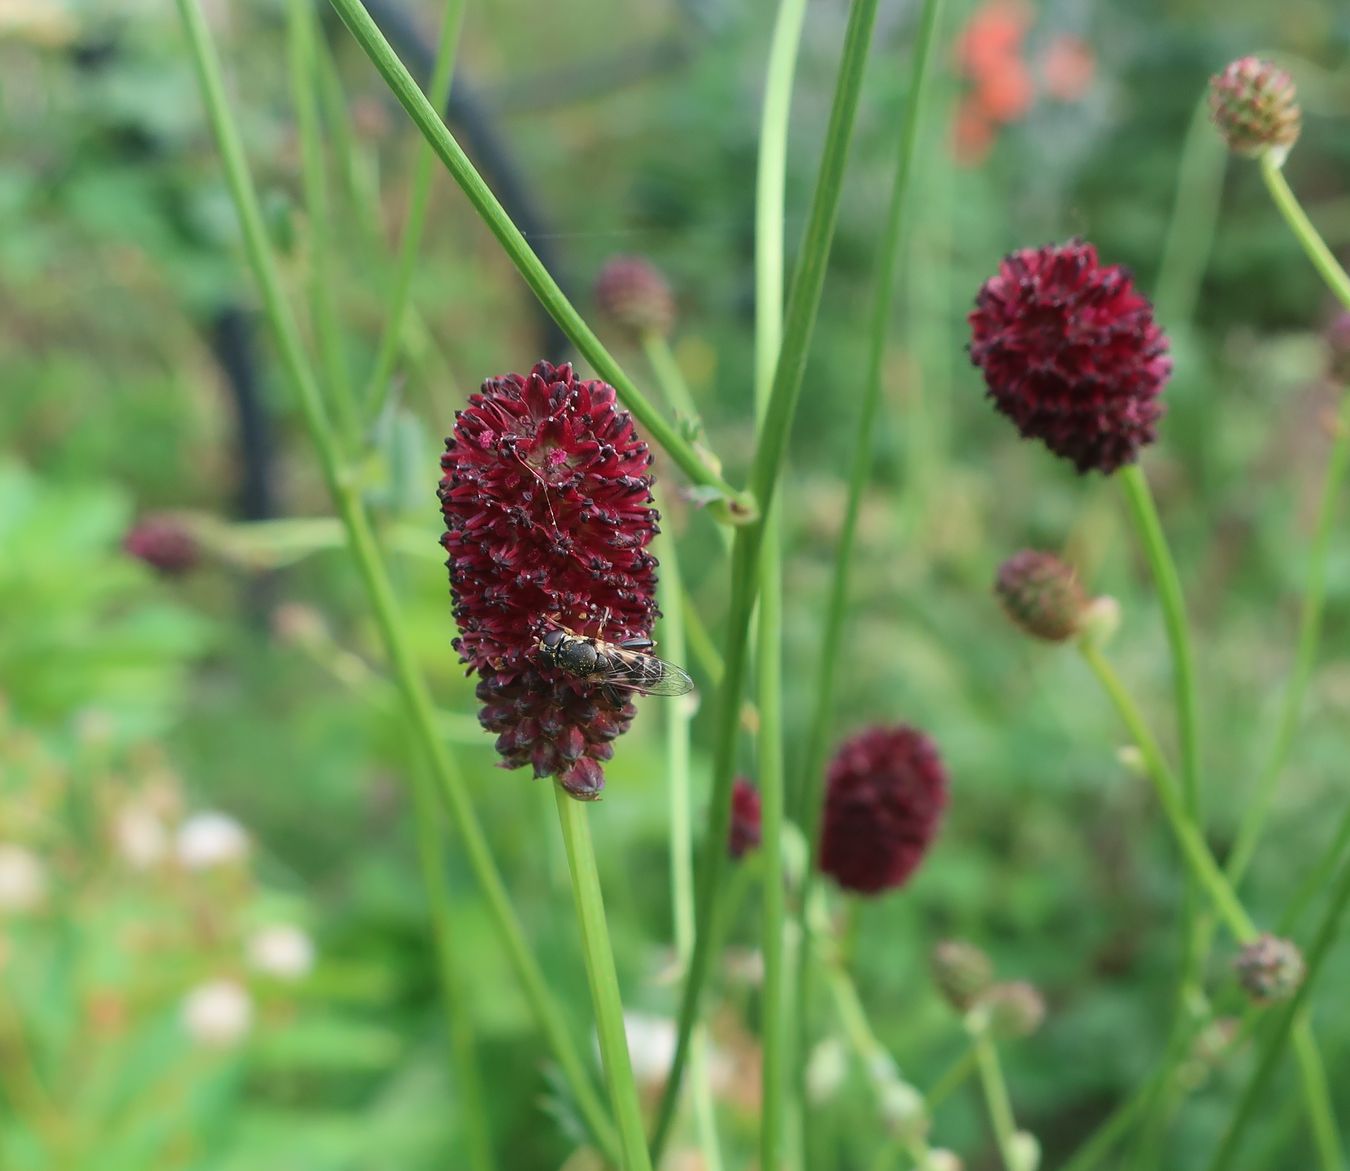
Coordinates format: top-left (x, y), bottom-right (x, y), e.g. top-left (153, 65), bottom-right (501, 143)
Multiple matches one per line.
top-left (968, 239), bottom-right (1171, 474)
top-left (728, 777), bottom-right (762, 860)
top-left (819, 725), bottom-right (949, 896)
top-left (995, 550), bottom-right (1087, 642)
top-left (438, 361), bottom-right (661, 800)
top-left (1209, 57), bottom-right (1300, 160)
top-left (1234, 933), bottom-right (1305, 1004)
top-left (124, 514), bottom-right (199, 576)
top-left (595, 255), bottom-right (676, 339)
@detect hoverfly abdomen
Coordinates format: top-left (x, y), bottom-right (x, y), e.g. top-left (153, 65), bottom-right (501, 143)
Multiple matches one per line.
top-left (536, 623), bottom-right (694, 700)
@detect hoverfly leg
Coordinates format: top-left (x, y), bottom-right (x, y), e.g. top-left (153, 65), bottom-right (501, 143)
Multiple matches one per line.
top-left (600, 682), bottom-right (625, 709)
top-left (618, 635), bottom-right (655, 653)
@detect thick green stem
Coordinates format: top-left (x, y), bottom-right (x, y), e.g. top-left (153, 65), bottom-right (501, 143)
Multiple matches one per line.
top-left (553, 789), bottom-right (654, 1171)
top-left (325, 0), bottom-right (747, 510)
top-left (1077, 643), bottom-right (1254, 942)
top-left (752, 0), bottom-right (808, 1165)
top-left (1260, 152), bottom-right (1350, 311)
top-left (363, 0), bottom-right (466, 424)
top-left (972, 1029), bottom-right (1020, 1171)
top-left (1206, 851), bottom-right (1350, 1171)
top-left (175, 2), bottom-right (617, 1158)
top-left (648, 1), bottom-right (880, 1160)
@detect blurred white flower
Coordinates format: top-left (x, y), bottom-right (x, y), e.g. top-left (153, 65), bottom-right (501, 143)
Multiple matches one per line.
top-left (1009, 1130), bottom-right (1041, 1171)
top-left (113, 807), bottom-right (168, 870)
top-left (879, 1079), bottom-right (927, 1141)
top-left (176, 812), bottom-right (249, 870)
top-left (617, 1012), bottom-right (676, 1087)
top-left (805, 1038), bottom-right (848, 1103)
top-left (182, 979), bottom-right (253, 1048)
top-left (926, 1151), bottom-right (964, 1171)
top-left (247, 924), bottom-right (315, 981)
top-left (0, 844), bottom-right (46, 912)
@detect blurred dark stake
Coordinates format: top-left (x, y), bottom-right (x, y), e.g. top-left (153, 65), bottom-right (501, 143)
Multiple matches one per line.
top-left (335, 0), bottom-right (573, 361)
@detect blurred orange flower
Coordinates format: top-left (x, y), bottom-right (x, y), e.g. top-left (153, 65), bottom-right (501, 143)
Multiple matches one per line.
top-left (1041, 34), bottom-right (1096, 102)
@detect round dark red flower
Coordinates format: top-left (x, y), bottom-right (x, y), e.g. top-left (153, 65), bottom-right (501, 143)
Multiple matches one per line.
top-left (728, 777), bottom-right (762, 860)
top-left (819, 725), bottom-right (949, 896)
top-left (968, 239), bottom-right (1171, 475)
top-left (995, 549), bottom-right (1087, 642)
top-left (438, 361), bottom-right (661, 800)
top-left (124, 514), bottom-right (199, 576)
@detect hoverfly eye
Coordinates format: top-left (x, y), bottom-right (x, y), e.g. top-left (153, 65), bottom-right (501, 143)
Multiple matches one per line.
top-left (541, 630), bottom-right (564, 650)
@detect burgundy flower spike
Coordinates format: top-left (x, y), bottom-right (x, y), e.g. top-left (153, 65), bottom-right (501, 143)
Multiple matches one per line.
top-left (819, 725), bottom-right (949, 896)
top-left (728, 778), bottom-right (763, 860)
top-left (968, 239), bottom-right (1171, 474)
top-left (438, 361), bottom-right (661, 800)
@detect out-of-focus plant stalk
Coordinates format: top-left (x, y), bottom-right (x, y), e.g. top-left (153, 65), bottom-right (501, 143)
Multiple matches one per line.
top-left (648, 0), bottom-right (881, 1160)
top-left (972, 1026), bottom-right (1021, 1171)
top-left (752, 0), bottom-right (809, 1165)
top-left (553, 789), bottom-right (654, 1171)
top-left (326, 0), bottom-right (749, 513)
top-left (287, 0), bottom-right (361, 449)
top-left (364, 0), bottom-right (466, 426)
top-left (654, 521), bottom-right (723, 1171)
top-left (175, 1), bottom-right (618, 1158)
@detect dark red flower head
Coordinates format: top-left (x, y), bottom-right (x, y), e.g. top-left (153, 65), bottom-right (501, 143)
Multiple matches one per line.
top-left (819, 725), bottom-right (948, 896)
top-left (438, 361), bottom-right (660, 800)
top-left (124, 514), bottom-right (199, 576)
top-left (595, 255), bottom-right (676, 340)
top-left (728, 777), bottom-right (762, 860)
top-left (968, 240), bottom-right (1171, 474)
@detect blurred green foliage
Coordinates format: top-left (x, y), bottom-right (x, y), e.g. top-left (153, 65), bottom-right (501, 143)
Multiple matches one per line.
top-left (3, 0), bottom-right (1350, 1167)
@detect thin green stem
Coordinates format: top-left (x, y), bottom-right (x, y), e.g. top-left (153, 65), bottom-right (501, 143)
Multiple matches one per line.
top-left (1225, 155), bottom-right (1350, 882)
top-left (325, 0), bottom-right (746, 510)
top-left (1279, 802), bottom-right (1350, 935)
top-left (363, 0), bottom-right (465, 425)
top-left (656, 524), bottom-right (723, 1171)
top-left (1260, 152), bottom-right (1350, 311)
top-left (973, 1030), bottom-right (1020, 1171)
top-left (287, 0), bottom-right (361, 449)
top-left (409, 757), bottom-right (495, 1171)
top-left (640, 332), bottom-right (701, 424)
top-left (1293, 1021), bottom-right (1343, 1171)
top-left (752, 0), bottom-right (807, 1164)
top-left (1152, 95), bottom-right (1227, 327)
top-left (553, 789), bottom-right (654, 1171)
top-left (648, 1), bottom-right (880, 1160)
top-left (1077, 642), bottom-right (1255, 941)
top-left (1205, 851), bottom-right (1350, 1171)
top-left (175, 4), bottom-right (617, 1158)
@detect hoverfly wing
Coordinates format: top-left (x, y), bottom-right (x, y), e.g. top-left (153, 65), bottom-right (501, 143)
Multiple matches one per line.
top-left (602, 651), bottom-right (696, 697)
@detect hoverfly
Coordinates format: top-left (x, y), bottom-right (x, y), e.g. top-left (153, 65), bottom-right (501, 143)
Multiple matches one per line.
top-left (537, 624), bottom-right (695, 707)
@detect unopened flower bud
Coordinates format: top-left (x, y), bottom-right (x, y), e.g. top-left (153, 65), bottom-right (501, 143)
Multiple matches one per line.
top-left (806, 1038), bottom-right (848, 1103)
top-left (1234, 934), bottom-right (1305, 1003)
top-left (878, 1080), bottom-right (927, 1141)
top-left (995, 551), bottom-right (1088, 642)
top-left (595, 255), bottom-right (676, 339)
top-left (980, 981), bottom-right (1046, 1039)
top-left (932, 940), bottom-right (994, 1012)
top-left (124, 514), bottom-right (200, 577)
top-left (1078, 595), bottom-right (1121, 647)
top-left (1209, 57), bottom-right (1300, 162)
top-left (926, 1151), bottom-right (964, 1171)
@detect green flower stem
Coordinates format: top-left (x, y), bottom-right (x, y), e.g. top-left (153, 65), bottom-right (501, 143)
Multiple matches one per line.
top-left (752, 0), bottom-right (808, 1164)
top-left (655, 523), bottom-right (724, 1171)
top-left (1153, 94), bottom-right (1227, 327)
top-left (1205, 851), bottom-right (1350, 1171)
top-left (1279, 802), bottom-right (1350, 934)
top-left (640, 332), bottom-right (702, 425)
top-left (553, 788), bottom-right (654, 1171)
top-left (287, 0), bottom-right (361, 450)
top-left (648, 0), bottom-right (880, 1160)
top-left (175, 3), bottom-right (619, 1159)
top-left (325, 0), bottom-right (747, 512)
top-left (363, 0), bottom-right (465, 426)
top-left (1260, 152), bottom-right (1350, 310)
top-left (1077, 642), bottom-right (1255, 942)
top-left (408, 759), bottom-right (495, 1171)
top-left (1224, 155), bottom-right (1350, 882)
top-left (972, 1027), bottom-right (1020, 1171)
